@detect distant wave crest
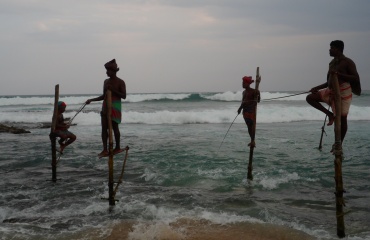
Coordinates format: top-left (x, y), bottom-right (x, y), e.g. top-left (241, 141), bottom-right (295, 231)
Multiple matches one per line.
top-left (0, 91), bottom-right (313, 106)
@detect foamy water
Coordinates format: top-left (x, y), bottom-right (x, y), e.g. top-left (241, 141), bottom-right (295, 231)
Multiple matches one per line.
top-left (0, 92), bottom-right (369, 125)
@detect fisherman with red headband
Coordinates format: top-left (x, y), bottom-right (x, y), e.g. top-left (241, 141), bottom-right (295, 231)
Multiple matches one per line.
top-left (54, 101), bottom-right (76, 153)
top-left (237, 76), bottom-right (260, 148)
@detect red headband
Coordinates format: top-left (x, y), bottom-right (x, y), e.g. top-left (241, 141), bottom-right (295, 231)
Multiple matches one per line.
top-left (242, 76), bottom-right (254, 84)
top-left (58, 101), bottom-right (66, 107)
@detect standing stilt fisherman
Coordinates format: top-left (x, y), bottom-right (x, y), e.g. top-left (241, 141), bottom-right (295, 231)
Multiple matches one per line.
top-left (238, 76), bottom-right (261, 148)
top-left (86, 59), bottom-right (127, 158)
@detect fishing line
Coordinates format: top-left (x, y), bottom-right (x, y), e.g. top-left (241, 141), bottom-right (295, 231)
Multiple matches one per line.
top-left (218, 91), bottom-right (309, 149)
top-left (219, 113), bottom-right (239, 150)
top-left (67, 102), bottom-right (87, 125)
top-left (261, 91), bottom-right (310, 102)
top-left (240, 91), bottom-right (310, 104)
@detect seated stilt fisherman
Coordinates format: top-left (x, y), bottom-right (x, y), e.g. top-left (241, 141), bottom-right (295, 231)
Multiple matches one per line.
top-left (54, 101), bottom-right (76, 153)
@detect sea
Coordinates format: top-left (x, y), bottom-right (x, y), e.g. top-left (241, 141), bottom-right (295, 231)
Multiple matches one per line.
top-left (0, 91), bottom-right (369, 240)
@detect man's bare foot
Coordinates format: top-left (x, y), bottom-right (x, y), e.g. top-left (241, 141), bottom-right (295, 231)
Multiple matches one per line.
top-left (98, 150), bottom-right (109, 158)
top-left (248, 141), bottom-right (256, 148)
top-left (327, 114), bottom-right (334, 126)
top-left (58, 143), bottom-right (66, 154)
top-left (113, 148), bottom-right (124, 155)
top-left (330, 143), bottom-right (342, 155)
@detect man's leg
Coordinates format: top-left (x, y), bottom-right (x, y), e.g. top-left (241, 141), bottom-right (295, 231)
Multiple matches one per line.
top-left (62, 133), bottom-right (76, 151)
top-left (100, 114), bottom-right (108, 155)
top-left (244, 117), bottom-right (255, 148)
top-left (247, 123), bottom-right (256, 148)
top-left (58, 138), bottom-right (65, 145)
top-left (56, 133), bottom-right (67, 153)
top-left (112, 122), bottom-right (121, 153)
top-left (306, 92), bottom-right (334, 125)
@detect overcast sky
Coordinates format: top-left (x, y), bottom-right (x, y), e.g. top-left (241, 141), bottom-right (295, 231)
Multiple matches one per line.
top-left (1, 0), bottom-right (369, 95)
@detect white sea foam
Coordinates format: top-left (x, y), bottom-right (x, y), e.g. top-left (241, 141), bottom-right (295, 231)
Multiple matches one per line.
top-left (0, 95), bottom-right (95, 106)
top-left (1, 105), bottom-right (369, 125)
top-left (256, 170), bottom-right (300, 190)
top-left (196, 167), bottom-right (239, 180)
top-left (0, 93), bottom-right (192, 106)
top-left (203, 91), bottom-right (242, 101)
top-left (141, 168), bottom-right (158, 182)
top-left (126, 205), bottom-right (329, 240)
top-left (127, 93), bottom-right (192, 102)
top-left (0, 206), bottom-right (13, 222)
top-left (127, 202), bottom-right (263, 225)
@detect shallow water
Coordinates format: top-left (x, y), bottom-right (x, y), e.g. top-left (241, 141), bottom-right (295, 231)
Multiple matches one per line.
top-left (1, 92), bottom-right (370, 239)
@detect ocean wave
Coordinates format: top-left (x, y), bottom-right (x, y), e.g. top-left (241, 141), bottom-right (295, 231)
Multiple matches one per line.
top-left (0, 91), bottom-right (313, 106)
top-left (127, 93), bottom-right (192, 102)
top-left (0, 95), bottom-right (94, 106)
top-left (1, 105), bottom-right (369, 125)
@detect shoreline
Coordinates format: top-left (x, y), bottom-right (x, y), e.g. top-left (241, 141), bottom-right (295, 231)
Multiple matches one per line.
top-left (74, 218), bottom-right (316, 240)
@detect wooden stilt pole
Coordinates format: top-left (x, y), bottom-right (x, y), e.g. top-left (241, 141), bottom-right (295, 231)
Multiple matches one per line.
top-left (50, 85), bottom-right (59, 182)
top-left (113, 146), bottom-right (129, 199)
top-left (319, 116), bottom-right (327, 150)
top-left (319, 106), bottom-right (331, 150)
top-left (106, 90), bottom-right (115, 205)
top-left (247, 67), bottom-right (261, 180)
top-left (331, 73), bottom-right (345, 238)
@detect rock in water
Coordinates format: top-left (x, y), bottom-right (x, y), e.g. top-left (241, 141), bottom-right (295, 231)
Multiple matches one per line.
top-left (0, 123), bottom-right (31, 134)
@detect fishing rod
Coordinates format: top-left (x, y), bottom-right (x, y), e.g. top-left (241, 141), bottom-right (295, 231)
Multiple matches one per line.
top-left (218, 91), bottom-right (309, 150)
top-left (219, 113), bottom-right (239, 150)
top-left (261, 91), bottom-right (310, 102)
top-left (67, 102), bottom-right (87, 125)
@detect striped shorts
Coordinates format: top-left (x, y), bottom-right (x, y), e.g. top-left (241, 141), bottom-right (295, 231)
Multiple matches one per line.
top-left (319, 82), bottom-right (352, 116)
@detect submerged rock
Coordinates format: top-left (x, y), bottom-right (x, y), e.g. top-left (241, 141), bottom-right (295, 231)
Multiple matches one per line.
top-left (0, 123), bottom-right (31, 134)
top-left (39, 122), bottom-right (52, 128)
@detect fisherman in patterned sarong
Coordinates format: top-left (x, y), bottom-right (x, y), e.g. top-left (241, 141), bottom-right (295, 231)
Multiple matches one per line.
top-left (306, 40), bottom-right (361, 143)
top-left (86, 59), bottom-right (126, 158)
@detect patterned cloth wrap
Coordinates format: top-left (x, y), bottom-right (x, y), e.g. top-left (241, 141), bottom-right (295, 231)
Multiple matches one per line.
top-left (102, 95), bottom-right (122, 124)
top-left (322, 56), bottom-right (353, 116)
top-left (319, 82), bottom-right (352, 116)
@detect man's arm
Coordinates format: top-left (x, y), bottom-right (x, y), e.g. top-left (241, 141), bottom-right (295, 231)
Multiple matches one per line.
top-left (86, 95), bottom-right (104, 104)
top-left (86, 81), bottom-right (107, 103)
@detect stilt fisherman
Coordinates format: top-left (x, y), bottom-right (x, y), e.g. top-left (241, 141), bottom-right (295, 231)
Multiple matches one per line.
top-left (238, 76), bottom-right (260, 148)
